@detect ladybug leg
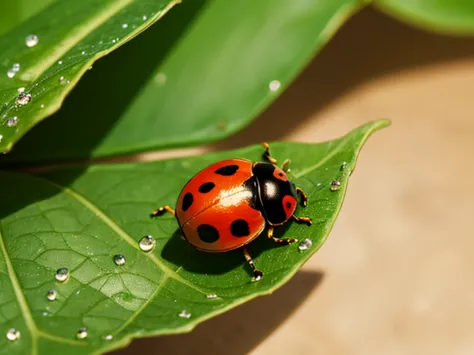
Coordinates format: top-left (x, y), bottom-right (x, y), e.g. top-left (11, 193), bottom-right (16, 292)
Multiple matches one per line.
top-left (262, 142), bottom-right (278, 165)
top-left (292, 215), bottom-right (312, 226)
top-left (268, 226), bottom-right (297, 244)
top-left (295, 187), bottom-right (308, 207)
top-left (243, 247), bottom-right (263, 281)
top-left (150, 205), bottom-right (175, 217)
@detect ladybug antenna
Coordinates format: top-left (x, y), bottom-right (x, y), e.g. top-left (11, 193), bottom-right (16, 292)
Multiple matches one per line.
top-left (281, 159), bottom-right (291, 173)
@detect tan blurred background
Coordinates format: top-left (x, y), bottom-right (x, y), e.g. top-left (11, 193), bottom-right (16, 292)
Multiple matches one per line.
top-left (112, 7), bottom-right (474, 355)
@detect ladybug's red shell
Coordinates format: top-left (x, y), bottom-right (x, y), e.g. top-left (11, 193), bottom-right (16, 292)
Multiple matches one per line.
top-left (175, 159), bottom-right (265, 252)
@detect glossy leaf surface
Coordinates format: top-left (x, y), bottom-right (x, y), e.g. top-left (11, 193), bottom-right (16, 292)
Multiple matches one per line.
top-left (0, 121), bottom-right (388, 354)
top-left (0, 0), bottom-right (178, 153)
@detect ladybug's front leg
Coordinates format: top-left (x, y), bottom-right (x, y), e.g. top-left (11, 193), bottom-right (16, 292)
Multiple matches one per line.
top-left (262, 142), bottom-right (278, 165)
top-left (150, 205), bottom-right (175, 217)
top-left (268, 226), bottom-right (297, 244)
top-left (243, 247), bottom-right (263, 281)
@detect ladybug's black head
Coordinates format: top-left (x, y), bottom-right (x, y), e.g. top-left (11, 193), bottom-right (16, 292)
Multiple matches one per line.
top-left (252, 162), bottom-right (298, 226)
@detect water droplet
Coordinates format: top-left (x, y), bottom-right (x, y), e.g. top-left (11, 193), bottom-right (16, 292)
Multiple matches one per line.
top-left (206, 294), bottom-right (217, 299)
top-left (155, 72), bottom-right (167, 84)
top-left (40, 104), bottom-right (45, 108)
top-left (142, 15), bottom-right (147, 21)
top-left (112, 39), bottom-right (116, 43)
top-left (0, 135), bottom-right (3, 143)
top-left (139, 235), bottom-right (156, 252)
top-left (340, 162), bottom-right (347, 171)
top-left (103, 335), bottom-right (113, 341)
top-left (178, 310), bottom-right (191, 319)
top-left (269, 80), bottom-right (281, 92)
top-left (16, 92), bottom-right (31, 106)
top-left (7, 116), bottom-right (18, 127)
top-left (330, 180), bottom-right (341, 191)
top-left (17, 87), bottom-right (25, 93)
top-left (47, 289), bottom-right (57, 301)
top-left (58, 60), bottom-right (63, 65)
top-left (81, 51), bottom-right (86, 55)
top-left (6, 328), bottom-right (20, 341)
top-left (113, 254), bottom-right (126, 266)
top-left (42, 312), bottom-right (48, 317)
top-left (298, 238), bottom-right (312, 251)
top-left (7, 69), bottom-right (15, 78)
top-left (55, 268), bottom-right (69, 282)
top-left (25, 34), bottom-right (39, 47)
top-left (122, 23), bottom-right (128, 29)
top-left (76, 328), bottom-right (87, 339)
top-left (12, 63), bottom-right (20, 72)
top-left (59, 76), bottom-right (68, 85)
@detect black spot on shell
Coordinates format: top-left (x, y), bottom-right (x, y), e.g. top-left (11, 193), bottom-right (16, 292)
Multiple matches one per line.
top-left (197, 224), bottom-right (220, 243)
top-left (286, 201), bottom-right (292, 209)
top-left (198, 182), bottom-right (215, 193)
top-left (215, 164), bottom-right (239, 176)
top-left (230, 219), bottom-right (250, 237)
top-left (182, 192), bottom-right (193, 211)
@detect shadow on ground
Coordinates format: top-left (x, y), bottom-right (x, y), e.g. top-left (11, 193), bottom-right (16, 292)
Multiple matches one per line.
top-left (110, 270), bottom-right (324, 355)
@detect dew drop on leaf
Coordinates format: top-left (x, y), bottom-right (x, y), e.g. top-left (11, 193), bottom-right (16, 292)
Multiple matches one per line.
top-left (269, 80), bottom-right (281, 92)
top-left (12, 63), bottom-right (20, 72)
top-left (7, 116), bottom-right (18, 127)
top-left (76, 328), bottom-right (87, 339)
top-left (178, 310), bottom-right (191, 319)
top-left (6, 328), bottom-right (20, 341)
top-left (142, 15), bottom-right (147, 21)
top-left (0, 135), bottom-right (3, 143)
top-left (139, 235), bottom-right (156, 252)
top-left (155, 72), bottom-right (167, 84)
top-left (330, 180), bottom-right (341, 191)
top-left (47, 289), bottom-right (57, 301)
top-left (113, 254), bottom-right (126, 266)
top-left (25, 34), bottom-right (38, 47)
top-left (298, 238), bottom-right (312, 251)
top-left (122, 23), bottom-right (128, 29)
top-left (340, 161), bottom-right (347, 170)
top-left (55, 268), bottom-right (69, 282)
top-left (7, 69), bottom-right (15, 78)
top-left (103, 335), bottom-right (113, 341)
top-left (206, 294), bottom-right (217, 299)
top-left (16, 93), bottom-right (31, 106)
top-left (58, 60), bottom-right (63, 65)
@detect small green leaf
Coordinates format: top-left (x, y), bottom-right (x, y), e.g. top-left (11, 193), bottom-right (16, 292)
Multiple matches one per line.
top-left (3, 0), bottom-right (365, 163)
top-left (0, 0), bottom-right (179, 153)
top-left (375, 0), bottom-right (474, 34)
top-left (0, 120), bottom-right (388, 355)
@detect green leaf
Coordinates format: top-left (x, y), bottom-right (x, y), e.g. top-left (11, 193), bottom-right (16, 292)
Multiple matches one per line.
top-left (0, 0), bottom-right (179, 154)
top-left (2, 0), bottom-right (365, 163)
top-left (375, 0), bottom-right (474, 34)
top-left (0, 120), bottom-right (388, 355)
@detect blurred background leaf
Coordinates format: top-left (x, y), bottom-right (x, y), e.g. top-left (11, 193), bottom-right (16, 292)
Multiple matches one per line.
top-left (1, 0), bottom-right (364, 163)
top-left (375, 0), bottom-right (474, 34)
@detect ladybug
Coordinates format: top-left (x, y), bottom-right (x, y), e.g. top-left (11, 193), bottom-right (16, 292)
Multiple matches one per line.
top-left (151, 142), bottom-right (312, 280)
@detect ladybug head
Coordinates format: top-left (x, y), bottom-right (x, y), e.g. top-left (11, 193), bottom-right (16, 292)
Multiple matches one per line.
top-left (252, 162), bottom-right (298, 226)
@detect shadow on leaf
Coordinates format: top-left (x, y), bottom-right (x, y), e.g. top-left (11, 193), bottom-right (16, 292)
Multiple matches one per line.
top-left (161, 222), bottom-right (293, 277)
